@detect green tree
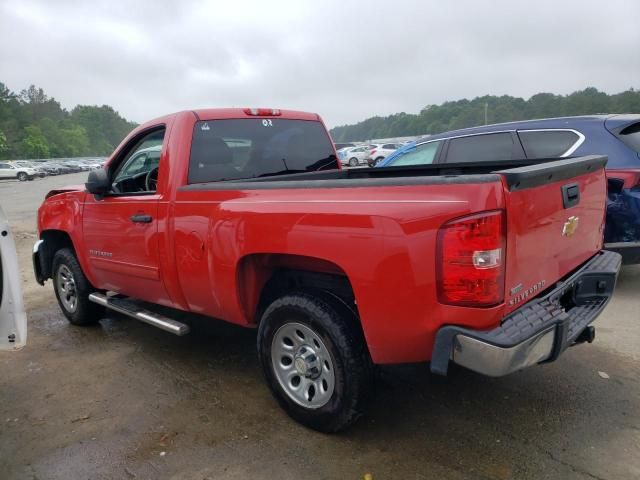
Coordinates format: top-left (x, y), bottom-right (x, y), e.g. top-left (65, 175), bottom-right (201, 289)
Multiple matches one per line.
top-left (20, 126), bottom-right (50, 158)
top-left (0, 130), bottom-right (7, 152)
top-left (330, 87), bottom-right (640, 141)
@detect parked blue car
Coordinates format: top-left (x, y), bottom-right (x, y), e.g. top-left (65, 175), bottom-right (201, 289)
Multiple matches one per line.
top-left (378, 115), bottom-right (640, 264)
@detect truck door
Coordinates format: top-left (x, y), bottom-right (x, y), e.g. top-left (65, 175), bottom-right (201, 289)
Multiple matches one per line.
top-left (82, 127), bottom-right (169, 304)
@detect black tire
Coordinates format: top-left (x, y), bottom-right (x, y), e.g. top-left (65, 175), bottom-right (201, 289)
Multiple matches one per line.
top-left (257, 291), bottom-right (373, 432)
top-left (17, 172), bottom-right (27, 181)
top-left (349, 158), bottom-right (358, 167)
top-left (52, 248), bottom-right (104, 325)
top-left (375, 156), bottom-right (384, 164)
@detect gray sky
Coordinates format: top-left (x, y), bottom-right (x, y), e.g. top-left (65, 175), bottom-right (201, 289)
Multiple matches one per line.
top-left (1, 0), bottom-right (638, 128)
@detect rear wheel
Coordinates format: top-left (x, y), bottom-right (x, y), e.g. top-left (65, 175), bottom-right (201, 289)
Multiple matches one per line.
top-left (349, 158), bottom-right (358, 167)
top-left (17, 172), bottom-right (27, 182)
top-left (375, 156), bottom-right (384, 165)
top-left (52, 248), bottom-right (104, 325)
top-left (257, 291), bottom-right (373, 432)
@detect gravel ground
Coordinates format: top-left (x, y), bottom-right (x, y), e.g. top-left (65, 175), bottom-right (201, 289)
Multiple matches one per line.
top-left (1, 173), bottom-right (639, 480)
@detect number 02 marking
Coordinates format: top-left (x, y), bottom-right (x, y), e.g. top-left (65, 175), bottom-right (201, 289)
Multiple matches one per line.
top-left (262, 119), bottom-right (273, 127)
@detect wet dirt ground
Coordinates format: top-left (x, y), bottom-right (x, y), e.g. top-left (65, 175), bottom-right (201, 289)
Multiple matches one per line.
top-left (1, 173), bottom-right (639, 479)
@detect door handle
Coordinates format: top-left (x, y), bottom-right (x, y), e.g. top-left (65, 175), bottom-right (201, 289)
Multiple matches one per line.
top-left (130, 214), bottom-right (153, 223)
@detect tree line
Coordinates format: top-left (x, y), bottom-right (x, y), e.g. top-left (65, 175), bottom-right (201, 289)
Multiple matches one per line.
top-left (0, 82), bottom-right (137, 160)
top-left (330, 87), bottom-right (640, 142)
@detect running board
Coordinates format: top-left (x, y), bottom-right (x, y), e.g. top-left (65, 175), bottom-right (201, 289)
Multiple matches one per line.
top-left (89, 293), bottom-right (190, 336)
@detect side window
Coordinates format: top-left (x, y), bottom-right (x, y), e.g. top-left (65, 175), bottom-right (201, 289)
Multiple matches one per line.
top-left (518, 130), bottom-right (581, 158)
top-left (382, 144), bottom-right (395, 149)
top-left (0, 164), bottom-right (9, 169)
top-left (388, 141), bottom-right (441, 166)
top-left (445, 133), bottom-right (514, 163)
top-left (112, 128), bottom-right (165, 193)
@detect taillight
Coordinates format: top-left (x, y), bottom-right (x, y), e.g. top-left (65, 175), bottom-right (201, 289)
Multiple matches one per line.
top-left (370, 149), bottom-right (377, 155)
top-left (437, 210), bottom-right (505, 307)
top-left (243, 108), bottom-right (281, 116)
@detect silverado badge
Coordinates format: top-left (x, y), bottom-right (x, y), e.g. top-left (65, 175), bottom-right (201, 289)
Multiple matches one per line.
top-left (562, 216), bottom-right (579, 237)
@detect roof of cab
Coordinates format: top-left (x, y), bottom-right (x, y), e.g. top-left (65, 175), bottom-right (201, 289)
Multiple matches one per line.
top-left (136, 108), bottom-right (321, 131)
top-left (192, 108), bottom-right (320, 122)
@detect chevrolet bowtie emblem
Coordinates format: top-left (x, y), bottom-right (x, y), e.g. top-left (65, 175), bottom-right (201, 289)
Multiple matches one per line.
top-left (562, 216), bottom-right (579, 237)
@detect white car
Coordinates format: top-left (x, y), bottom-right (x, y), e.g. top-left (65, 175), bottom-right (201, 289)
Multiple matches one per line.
top-left (0, 205), bottom-right (27, 350)
top-left (339, 145), bottom-right (373, 167)
top-left (365, 143), bottom-right (403, 166)
top-left (10, 161), bottom-right (47, 177)
top-left (0, 162), bottom-right (38, 181)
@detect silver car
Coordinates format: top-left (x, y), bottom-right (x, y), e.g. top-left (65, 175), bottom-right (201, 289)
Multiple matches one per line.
top-left (339, 145), bottom-right (374, 167)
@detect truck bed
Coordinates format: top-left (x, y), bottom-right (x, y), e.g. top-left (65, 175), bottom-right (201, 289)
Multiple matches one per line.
top-left (180, 155), bottom-right (605, 191)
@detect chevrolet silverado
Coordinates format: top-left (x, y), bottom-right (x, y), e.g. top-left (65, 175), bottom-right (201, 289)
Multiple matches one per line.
top-left (33, 108), bottom-right (621, 431)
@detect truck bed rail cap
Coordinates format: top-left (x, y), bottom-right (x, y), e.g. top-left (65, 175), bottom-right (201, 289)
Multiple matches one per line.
top-left (494, 155), bottom-right (607, 191)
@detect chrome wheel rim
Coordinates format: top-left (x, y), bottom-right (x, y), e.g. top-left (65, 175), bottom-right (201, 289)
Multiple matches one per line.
top-left (56, 264), bottom-right (77, 313)
top-left (271, 322), bottom-right (336, 409)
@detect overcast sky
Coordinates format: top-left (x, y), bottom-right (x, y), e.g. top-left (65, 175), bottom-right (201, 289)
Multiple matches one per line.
top-left (1, 0), bottom-right (638, 128)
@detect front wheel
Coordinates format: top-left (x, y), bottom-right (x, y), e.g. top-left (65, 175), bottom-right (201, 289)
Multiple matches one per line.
top-left (257, 291), bottom-right (373, 432)
top-left (52, 248), bottom-right (104, 325)
top-left (17, 172), bottom-right (27, 181)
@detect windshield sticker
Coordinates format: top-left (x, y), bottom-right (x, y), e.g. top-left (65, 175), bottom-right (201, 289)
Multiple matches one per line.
top-left (201, 123), bottom-right (210, 131)
top-left (262, 119), bottom-right (273, 127)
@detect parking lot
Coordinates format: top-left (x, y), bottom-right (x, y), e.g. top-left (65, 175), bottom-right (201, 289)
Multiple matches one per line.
top-left (1, 173), bottom-right (639, 479)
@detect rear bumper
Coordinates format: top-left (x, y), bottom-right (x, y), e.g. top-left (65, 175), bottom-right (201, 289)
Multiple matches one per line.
top-left (604, 241), bottom-right (640, 265)
top-left (431, 250), bottom-right (621, 377)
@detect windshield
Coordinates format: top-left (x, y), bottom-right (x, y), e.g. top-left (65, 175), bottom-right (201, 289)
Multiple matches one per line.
top-left (188, 119), bottom-right (336, 184)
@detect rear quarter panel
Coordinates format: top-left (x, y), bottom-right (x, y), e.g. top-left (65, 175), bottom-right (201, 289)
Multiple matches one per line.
top-left (173, 181), bottom-right (506, 364)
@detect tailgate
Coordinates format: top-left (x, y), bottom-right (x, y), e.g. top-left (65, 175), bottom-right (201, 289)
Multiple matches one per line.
top-left (497, 156), bottom-right (608, 315)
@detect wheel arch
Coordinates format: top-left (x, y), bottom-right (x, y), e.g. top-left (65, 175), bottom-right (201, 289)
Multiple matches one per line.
top-left (38, 229), bottom-right (76, 281)
top-left (236, 253), bottom-right (359, 326)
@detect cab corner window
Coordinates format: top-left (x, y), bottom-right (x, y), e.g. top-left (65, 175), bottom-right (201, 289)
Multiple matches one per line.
top-left (111, 128), bottom-right (165, 194)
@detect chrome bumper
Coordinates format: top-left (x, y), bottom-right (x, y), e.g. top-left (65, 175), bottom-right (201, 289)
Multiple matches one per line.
top-left (431, 250), bottom-right (621, 377)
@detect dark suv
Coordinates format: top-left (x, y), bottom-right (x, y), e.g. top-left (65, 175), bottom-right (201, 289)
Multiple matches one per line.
top-left (379, 115), bottom-right (640, 264)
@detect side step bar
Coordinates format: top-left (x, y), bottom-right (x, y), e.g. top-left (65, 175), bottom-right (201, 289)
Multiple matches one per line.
top-left (89, 293), bottom-right (190, 336)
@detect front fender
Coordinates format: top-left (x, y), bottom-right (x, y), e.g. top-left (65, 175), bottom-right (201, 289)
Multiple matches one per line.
top-left (38, 191), bottom-right (96, 285)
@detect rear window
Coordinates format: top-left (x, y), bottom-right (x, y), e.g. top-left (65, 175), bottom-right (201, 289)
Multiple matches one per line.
top-left (445, 133), bottom-right (514, 163)
top-left (518, 130), bottom-right (581, 158)
top-left (617, 122), bottom-right (640, 153)
top-left (188, 119), bottom-right (336, 184)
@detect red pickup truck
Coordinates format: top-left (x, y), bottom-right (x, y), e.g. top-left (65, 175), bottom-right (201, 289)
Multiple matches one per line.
top-left (33, 108), bottom-right (621, 431)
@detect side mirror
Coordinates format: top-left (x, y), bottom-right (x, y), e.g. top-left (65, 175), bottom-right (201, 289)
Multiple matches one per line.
top-left (85, 169), bottom-right (110, 197)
